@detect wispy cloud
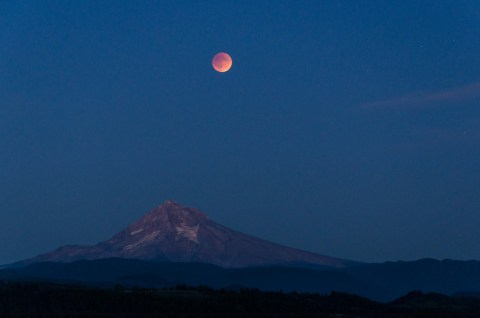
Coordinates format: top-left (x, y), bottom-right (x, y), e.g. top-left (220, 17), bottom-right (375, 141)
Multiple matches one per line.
top-left (360, 82), bottom-right (480, 110)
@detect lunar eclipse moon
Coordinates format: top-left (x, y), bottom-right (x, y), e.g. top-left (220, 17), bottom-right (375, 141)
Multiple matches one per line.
top-left (212, 52), bottom-right (232, 72)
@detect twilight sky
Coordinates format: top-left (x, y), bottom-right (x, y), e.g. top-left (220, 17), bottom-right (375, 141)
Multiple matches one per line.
top-left (1, 0), bottom-right (479, 264)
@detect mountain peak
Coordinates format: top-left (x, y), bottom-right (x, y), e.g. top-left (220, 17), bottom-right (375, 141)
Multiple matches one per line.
top-left (150, 200), bottom-right (208, 221)
top-left (161, 199), bottom-right (181, 207)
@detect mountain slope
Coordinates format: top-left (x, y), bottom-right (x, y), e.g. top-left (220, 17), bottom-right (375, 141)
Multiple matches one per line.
top-left (19, 200), bottom-right (347, 268)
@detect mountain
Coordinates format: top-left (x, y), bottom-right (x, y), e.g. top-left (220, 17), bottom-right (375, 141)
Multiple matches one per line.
top-left (4, 200), bottom-right (480, 301)
top-left (18, 200), bottom-right (348, 268)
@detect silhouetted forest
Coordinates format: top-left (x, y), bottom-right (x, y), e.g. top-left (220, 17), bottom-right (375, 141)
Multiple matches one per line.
top-left (0, 281), bottom-right (479, 317)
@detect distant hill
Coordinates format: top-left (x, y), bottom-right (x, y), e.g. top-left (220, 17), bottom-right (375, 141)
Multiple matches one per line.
top-left (344, 258), bottom-right (480, 300)
top-left (2, 258), bottom-right (480, 301)
top-left (0, 258), bottom-right (381, 299)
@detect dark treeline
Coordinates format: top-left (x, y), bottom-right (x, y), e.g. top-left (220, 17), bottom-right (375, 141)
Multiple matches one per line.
top-left (0, 281), bottom-right (479, 317)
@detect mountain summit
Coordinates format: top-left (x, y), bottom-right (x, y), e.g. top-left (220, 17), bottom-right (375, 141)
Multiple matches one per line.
top-left (21, 200), bottom-right (347, 268)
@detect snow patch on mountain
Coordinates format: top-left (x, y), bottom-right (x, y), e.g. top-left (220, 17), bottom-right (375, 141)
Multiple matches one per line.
top-left (175, 224), bottom-right (199, 243)
top-left (124, 230), bottom-right (161, 251)
top-left (130, 229), bottom-right (143, 235)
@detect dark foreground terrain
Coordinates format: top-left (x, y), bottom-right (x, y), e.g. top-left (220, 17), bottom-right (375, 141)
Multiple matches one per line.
top-left (1, 282), bottom-right (480, 318)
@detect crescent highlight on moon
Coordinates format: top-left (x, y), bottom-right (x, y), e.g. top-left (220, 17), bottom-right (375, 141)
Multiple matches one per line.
top-left (212, 52), bottom-right (232, 73)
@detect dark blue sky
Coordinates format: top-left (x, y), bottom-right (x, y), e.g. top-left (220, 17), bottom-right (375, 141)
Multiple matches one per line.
top-left (1, 0), bottom-right (479, 264)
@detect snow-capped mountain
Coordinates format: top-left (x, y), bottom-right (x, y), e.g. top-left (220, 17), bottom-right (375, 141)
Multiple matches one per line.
top-left (21, 200), bottom-right (348, 268)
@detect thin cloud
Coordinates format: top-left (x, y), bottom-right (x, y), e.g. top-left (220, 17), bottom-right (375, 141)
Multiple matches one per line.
top-left (360, 82), bottom-right (480, 110)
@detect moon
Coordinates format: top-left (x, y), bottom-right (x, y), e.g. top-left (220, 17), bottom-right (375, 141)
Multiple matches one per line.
top-left (212, 52), bottom-right (232, 73)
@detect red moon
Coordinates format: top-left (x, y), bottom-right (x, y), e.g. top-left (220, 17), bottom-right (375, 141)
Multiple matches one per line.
top-left (212, 52), bottom-right (232, 73)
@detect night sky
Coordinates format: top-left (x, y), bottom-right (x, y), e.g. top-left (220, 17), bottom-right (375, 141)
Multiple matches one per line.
top-left (1, 0), bottom-right (480, 265)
